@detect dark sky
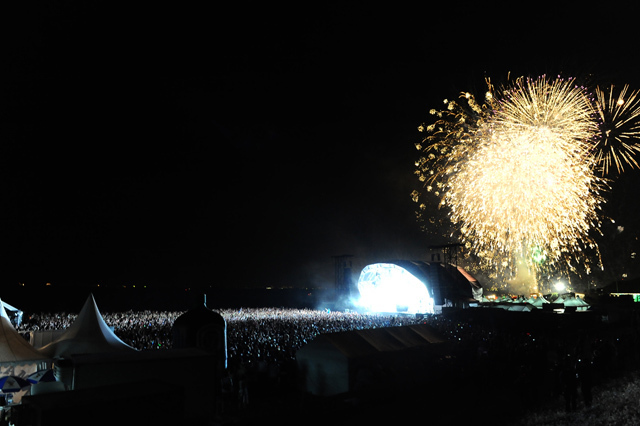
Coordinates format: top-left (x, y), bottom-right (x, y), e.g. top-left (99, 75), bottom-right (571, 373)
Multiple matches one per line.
top-left (1, 3), bottom-right (640, 289)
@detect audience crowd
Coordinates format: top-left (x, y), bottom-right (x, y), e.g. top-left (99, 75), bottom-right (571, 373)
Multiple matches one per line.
top-left (15, 305), bottom-right (640, 417)
top-left (16, 308), bottom-right (424, 363)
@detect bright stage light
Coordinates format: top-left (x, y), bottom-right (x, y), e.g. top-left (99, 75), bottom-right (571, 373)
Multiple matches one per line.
top-left (356, 263), bottom-right (434, 314)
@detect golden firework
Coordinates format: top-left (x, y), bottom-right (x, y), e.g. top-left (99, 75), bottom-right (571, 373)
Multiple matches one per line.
top-left (414, 76), bottom-right (613, 288)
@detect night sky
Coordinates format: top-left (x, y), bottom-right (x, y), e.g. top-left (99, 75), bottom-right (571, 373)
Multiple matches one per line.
top-left (1, 3), bottom-right (640, 289)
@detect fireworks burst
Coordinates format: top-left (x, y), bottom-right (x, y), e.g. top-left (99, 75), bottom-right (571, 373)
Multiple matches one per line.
top-left (594, 84), bottom-right (640, 175)
top-left (412, 75), bottom-right (633, 291)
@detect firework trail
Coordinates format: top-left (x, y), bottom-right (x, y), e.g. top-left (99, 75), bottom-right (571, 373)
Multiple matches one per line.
top-left (413, 75), bottom-right (640, 291)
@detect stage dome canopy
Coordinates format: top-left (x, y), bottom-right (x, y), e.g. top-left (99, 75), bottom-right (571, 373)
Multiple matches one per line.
top-left (356, 262), bottom-right (435, 314)
top-left (356, 261), bottom-right (482, 315)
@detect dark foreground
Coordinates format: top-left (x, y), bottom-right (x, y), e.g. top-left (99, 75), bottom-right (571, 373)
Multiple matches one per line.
top-left (6, 286), bottom-right (640, 425)
top-left (216, 302), bottom-right (640, 426)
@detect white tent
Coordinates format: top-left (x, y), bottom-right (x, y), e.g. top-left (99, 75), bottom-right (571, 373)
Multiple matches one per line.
top-left (0, 298), bottom-right (49, 404)
top-left (39, 294), bottom-right (137, 359)
top-left (528, 295), bottom-right (550, 309)
top-left (297, 324), bottom-right (446, 396)
top-left (506, 303), bottom-right (535, 312)
top-left (558, 294), bottom-right (590, 311)
top-left (0, 299), bottom-right (49, 367)
top-left (1, 300), bottom-right (23, 328)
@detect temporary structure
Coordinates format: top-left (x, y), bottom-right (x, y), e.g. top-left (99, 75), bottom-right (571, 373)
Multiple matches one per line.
top-left (0, 298), bottom-right (49, 404)
top-left (506, 304), bottom-right (534, 312)
top-left (0, 299), bottom-right (49, 367)
top-left (172, 295), bottom-right (227, 373)
top-left (527, 295), bottom-right (550, 309)
top-left (39, 294), bottom-right (136, 359)
top-left (297, 323), bottom-right (447, 396)
top-left (356, 261), bottom-right (482, 314)
top-left (1, 300), bottom-right (23, 328)
top-left (558, 294), bottom-right (590, 311)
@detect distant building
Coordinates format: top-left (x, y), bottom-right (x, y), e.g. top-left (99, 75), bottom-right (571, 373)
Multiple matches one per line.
top-left (601, 278), bottom-right (640, 302)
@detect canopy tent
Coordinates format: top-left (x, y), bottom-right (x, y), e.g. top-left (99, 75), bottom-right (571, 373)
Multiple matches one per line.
top-left (39, 294), bottom-right (137, 359)
top-left (0, 298), bottom-right (49, 404)
top-left (506, 304), bottom-right (534, 312)
top-left (491, 299), bottom-right (535, 311)
top-left (297, 323), bottom-right (447, 396)
top-left (0, 299), bottom-right (49, 367)
top-left (1, 300), bottom-right (23, 328)
top-left (529, 295), bottom-right (550, 309)
top-left (557, 294), bottom-right (590, 311)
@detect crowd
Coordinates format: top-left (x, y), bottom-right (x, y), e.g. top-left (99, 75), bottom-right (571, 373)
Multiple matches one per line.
top-left (16, 305), bottom-right (640, 416)
top-left (16, 308), bottom-right (424, 363)
top-left (14, 304), bottom-right (640, 424)
top-left (221, 308), bottom-right (422, 366)
top-left (17, 310), bottom-right (182, 351)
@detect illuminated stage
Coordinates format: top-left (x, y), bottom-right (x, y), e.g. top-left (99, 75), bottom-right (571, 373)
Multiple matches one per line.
top-left (355, 261), bottom-right (482, 315)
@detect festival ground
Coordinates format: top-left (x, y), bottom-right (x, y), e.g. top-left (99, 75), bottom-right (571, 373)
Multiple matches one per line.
top-left (4, 285), bottom-right (640, 425)
top-left (215, 303), bottom-right (640, 426)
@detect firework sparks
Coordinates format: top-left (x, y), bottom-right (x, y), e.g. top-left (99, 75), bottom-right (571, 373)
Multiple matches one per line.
top-left (414, 75), bottom-right (616, 290)
top-left (594, 84), bottom-right (640, 174)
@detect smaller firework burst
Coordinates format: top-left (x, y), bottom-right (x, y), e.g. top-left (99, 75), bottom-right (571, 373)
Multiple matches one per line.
top-left (594, 84), bottom-right (640, 175)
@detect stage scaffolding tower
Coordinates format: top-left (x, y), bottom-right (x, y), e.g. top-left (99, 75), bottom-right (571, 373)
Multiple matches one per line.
top-left (428, 243), bottom-right (463, 270)
top-left (332, 254), bottom-right (354, 295)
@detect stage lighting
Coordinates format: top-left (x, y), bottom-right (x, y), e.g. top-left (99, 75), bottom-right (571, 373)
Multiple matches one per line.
top-left (356, 263), bottom-right (434, 314)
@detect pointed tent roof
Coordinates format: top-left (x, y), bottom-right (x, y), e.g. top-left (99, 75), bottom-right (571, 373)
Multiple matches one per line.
top-left (39, 294), bottom-right (136, 358)
top-left (299, 323), bottom-right (446, 360)
top-left (506, 303), bottom-right (534, 312)
top-left (0, 299), bottom-right (48, 365)
top-left (528, 295), bottom-right (550, 308)
top-left (296, 323), bottom-right (448, 396)
top-left (559, 294), bottom-right (590, 308)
